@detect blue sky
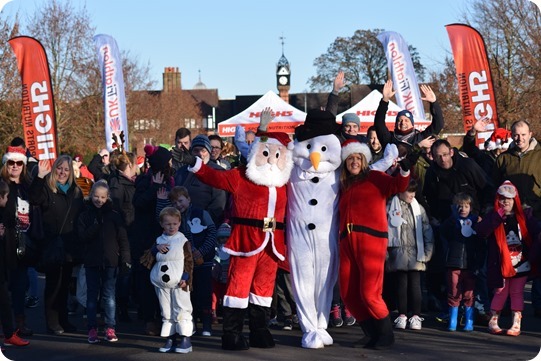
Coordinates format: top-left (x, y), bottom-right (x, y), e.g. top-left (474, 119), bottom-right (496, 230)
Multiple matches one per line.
top-left (3, 0), bottom-right (470, 99)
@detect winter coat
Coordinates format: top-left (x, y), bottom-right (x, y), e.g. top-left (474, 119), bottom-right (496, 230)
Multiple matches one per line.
top-left (374, 99), bottom-right (444, 152)
top-left (109, 171), bottom-right (136, 228)
top-left (132, 171), bottom-right (172, 259)
top-left (3, 181), bottom-right (31, 270)
top-left (474, 208), bottom-right (541, 289)
top-left (423, 149), bottom-right (492, 222)
top-left (28, 176), bottom-right (84, 264)
top-left (385, 198), bottom-right (434, 272)
top-left (174, 162), bottom-right (227, 225)
top-left (439, 214), bottom-right (483, 271)
top-left (493, 139), bottom-right (541, 217)
top-left (77, 200), bottom-right (130, 268)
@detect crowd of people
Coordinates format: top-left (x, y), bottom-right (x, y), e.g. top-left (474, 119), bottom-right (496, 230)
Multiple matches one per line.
top-left (0, 75), bottom-right (539, 355)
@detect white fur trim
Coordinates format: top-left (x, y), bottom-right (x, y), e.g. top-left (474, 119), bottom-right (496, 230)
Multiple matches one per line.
top-left (341, 142), bottom-right (372, 163)
top-left (188, 157), bottom-right (203, 173)
top-left (3, 151), bottom-right (27, 164)
top-left (249, 292), bottom-right (273, 307)
top-left (223, 295), bottom-right (249, 309)
top-left (400, 168), bottom-right (410, 177)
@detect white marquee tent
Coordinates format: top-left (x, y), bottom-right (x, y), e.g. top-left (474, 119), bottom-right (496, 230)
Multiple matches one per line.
top-left (217, 91), bottom-right (306, 137)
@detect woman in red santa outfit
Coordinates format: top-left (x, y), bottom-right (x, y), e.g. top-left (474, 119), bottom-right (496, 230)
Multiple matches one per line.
top-left (172, 108), bottom-right (294, 351)
top-left (338, 139), bottom-right (409, 350)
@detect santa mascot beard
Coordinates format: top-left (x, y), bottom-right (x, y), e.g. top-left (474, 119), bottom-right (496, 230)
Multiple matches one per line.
top-left (245, 139), bottom-right (293, 188)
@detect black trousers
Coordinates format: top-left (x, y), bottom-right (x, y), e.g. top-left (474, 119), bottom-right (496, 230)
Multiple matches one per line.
top-left (394, 270), bottom-right (422, 316)
top-left (44, 263), bottom-right (73, 328)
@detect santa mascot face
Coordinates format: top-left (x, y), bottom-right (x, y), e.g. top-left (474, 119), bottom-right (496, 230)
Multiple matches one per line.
top-left (246, 136), bottom-right (293, 187)
top-left (292, 134), bottom-right (342, 174)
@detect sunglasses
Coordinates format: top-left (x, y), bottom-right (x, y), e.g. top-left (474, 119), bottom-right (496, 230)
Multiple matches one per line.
top-left (7, 160), bottom-right (24, 167)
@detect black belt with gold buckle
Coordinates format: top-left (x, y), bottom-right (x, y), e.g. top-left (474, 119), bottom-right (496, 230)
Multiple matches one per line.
top-left (232, 217), bottom-right (285, 231)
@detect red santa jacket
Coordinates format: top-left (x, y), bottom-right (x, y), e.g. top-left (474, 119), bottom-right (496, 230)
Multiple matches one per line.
top-left (339, 170), bottom-right (409, 237)
top-left (193, 162), bottom-right (287, 260)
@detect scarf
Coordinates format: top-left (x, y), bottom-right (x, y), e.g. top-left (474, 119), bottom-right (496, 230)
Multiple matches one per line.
top-left (493, 196), bottom-right (532, 278)
top-left (387, 195), bottom-right (426, 262)
top-left (57, 182), bottom-right (70, 194)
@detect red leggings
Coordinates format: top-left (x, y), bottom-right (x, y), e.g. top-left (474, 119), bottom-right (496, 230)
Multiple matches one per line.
top-left (339, 233), bottom-right (389, 321)
top-left (212, 279), bottom-right (227, 311)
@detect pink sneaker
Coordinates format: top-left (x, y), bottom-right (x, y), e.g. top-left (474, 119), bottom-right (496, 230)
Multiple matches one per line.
top-left (105, 327), bottom-right (118, 342)
top-left (88, 328), bottom-right (99, 344)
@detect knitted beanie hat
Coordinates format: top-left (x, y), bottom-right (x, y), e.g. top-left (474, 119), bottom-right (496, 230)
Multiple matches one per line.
top-left (216, 223), bottom-right (231, 238)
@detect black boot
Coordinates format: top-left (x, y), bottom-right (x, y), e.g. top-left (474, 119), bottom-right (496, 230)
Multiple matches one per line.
top-left (248, 303), bottom-right (275, 348)
top-left (221, 306), bottom-right (249, 351)
top-left (353, 319), bottom-right (375, 348)
top-left (369, 316), bottom-right (394, 350)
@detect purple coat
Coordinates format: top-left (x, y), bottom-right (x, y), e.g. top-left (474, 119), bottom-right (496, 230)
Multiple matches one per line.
top-left (474, 208), bottom-right (541, 289)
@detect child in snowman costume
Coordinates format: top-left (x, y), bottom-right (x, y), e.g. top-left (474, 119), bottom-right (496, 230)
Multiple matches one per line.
top-left (438, 192), bottom-right (483, 332)
top-left (151, 207), bottom-right (194, 353)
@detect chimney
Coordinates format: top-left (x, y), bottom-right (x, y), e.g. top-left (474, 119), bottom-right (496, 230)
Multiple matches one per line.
top-left (163, 67), bottom-right (182, 92)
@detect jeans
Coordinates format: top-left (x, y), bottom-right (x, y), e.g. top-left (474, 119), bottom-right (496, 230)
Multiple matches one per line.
top-left (86, 266), bottom-right (118, 329)
top-left (27, 267), bottom-right (39, 298)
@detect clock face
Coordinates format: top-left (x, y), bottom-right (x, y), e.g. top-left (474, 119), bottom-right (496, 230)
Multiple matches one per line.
top-left (279, 76), bottom-right (288, 85)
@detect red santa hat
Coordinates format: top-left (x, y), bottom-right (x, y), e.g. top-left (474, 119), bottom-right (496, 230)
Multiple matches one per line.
top-left (255, 131), bottom-right (291, 148)
top-left (341, 139), bottom-right (372, 163)
top-left (486, 128), bottom-right (512, 151)
top-left (136, 155), bottom-right (145, 169)
top-left (3, 146), bottom-right (27, 165)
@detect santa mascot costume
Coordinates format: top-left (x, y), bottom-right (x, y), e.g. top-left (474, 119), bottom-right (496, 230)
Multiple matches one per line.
top-left (172, 108), bottom-right (293, 351)
top-left (286, 110), bottom-right (342, 349)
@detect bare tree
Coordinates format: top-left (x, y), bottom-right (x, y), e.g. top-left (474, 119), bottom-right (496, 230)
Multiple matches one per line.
top-left (460, 0), bottom-right (541, 132)
top-left (309, 29), bottom-right (426, 92)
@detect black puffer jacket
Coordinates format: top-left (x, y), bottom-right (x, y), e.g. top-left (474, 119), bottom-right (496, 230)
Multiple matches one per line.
top-left (78, 199), bottom-right (130, 268)
top-left (28, 176), bottom-right (84, 263)
top-left (423, 150), bottom-right (492, 222)
top-left (109, 171), bottom-right (136, 228)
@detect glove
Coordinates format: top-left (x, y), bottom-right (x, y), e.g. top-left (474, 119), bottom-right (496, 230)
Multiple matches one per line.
top-left (120, 262), bottom-right (132, 276)
top-left (234, 125), bottom-right (246, 144)
top-left (257, 107), bottom-right (274, 132)
top-left (398, 158), bottom-right (411, 172)
top-left (496, 204), bottom-right (506, 219)
top-left (171, 146), bottom-right (196, 167)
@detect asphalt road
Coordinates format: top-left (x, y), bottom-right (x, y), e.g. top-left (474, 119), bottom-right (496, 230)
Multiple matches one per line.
top-left (2, 275), bottom-right (540, 361)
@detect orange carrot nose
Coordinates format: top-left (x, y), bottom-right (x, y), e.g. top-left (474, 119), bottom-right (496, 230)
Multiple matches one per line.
top-left (310, 152), bottom-right (321, 170)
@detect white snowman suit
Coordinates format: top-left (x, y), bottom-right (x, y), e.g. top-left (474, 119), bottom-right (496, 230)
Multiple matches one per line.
top-left (150, 231), bottom-right (193, 337)
top-left (287, 133), bottom-right (342, 349)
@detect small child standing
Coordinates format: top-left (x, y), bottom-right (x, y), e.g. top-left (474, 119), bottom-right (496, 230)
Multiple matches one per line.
top-left (151, 207), bottom-right (194, 353)
top-left (78, 180), bottom-right (131, 343)
top-left (157, 186), bottom-right (216, 336)
top-left (211, 223), bottom-right (231, 324)
top-left (439, 192), bottom-right (482, 332)
top-left (0, 179), bottom-right (29, 348)
top-left (474, 181), bottom-right (540, 336)
top-left (386, 179), bottom-right (434, 331)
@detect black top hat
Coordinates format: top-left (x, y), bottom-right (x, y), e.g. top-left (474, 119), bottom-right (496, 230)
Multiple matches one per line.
top-left (294, 109), bottom-right (341, 142)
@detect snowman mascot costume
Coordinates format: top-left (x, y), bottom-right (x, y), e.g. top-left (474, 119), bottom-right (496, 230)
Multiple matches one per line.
top-left (286, 110), bottom-right (343, 349)
top-left (286, 109), bottom-right (400, 349)
top-left (172, 108), bottom-right (293, 351)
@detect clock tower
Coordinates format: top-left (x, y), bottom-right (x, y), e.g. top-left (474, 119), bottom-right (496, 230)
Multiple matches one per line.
top-left (276, 35), bottom-right (290, 103)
